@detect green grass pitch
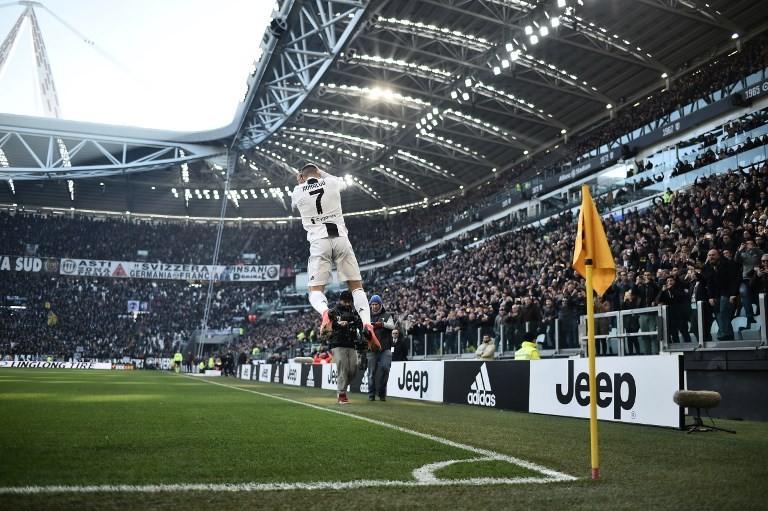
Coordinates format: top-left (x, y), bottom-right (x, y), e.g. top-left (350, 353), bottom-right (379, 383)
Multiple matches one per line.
top-left (0, 368), bottom-right (766, 510)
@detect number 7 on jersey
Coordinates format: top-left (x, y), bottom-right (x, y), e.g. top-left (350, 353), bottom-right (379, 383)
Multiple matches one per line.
top-left (309, 188), bottom-right (324, 214)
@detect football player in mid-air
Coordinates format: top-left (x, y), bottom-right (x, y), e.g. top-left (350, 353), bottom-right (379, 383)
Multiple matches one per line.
top-left (291, 163), bottom-right (380, 350)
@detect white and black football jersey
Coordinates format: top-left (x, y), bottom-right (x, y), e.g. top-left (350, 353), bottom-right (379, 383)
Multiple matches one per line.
top-left (291, 173), bottom-right (349, 242)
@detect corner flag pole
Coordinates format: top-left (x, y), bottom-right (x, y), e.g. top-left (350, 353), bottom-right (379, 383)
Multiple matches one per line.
top-left (582, 184), bottom-right (600, 481)
top-left (573, 184), bottom-right (614, 480)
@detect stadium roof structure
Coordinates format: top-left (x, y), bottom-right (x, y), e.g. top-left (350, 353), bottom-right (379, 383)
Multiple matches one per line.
top-left (1, 0), bottom-right (766, 220)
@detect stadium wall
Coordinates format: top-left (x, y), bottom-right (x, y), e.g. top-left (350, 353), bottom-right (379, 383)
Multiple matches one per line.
top-left (239, 355), bottom-right (686, 429)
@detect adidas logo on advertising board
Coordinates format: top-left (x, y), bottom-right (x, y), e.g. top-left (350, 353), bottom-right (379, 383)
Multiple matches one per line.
top-left (260, 366), bottom-right (270, 379)
top-left (305, 367), bottom-right (315, 387)
top-left (467, 363), bottom-right (496, 407)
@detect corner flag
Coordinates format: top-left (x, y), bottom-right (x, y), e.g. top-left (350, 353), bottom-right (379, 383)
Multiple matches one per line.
top-left (572, 186), bottom-right (616, 296)
top-left (572, 184), bottom-right (616, 481)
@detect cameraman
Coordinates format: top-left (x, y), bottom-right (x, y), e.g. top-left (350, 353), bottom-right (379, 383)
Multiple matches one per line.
top-left (326, 290), bottom-right (370, 404)
top-left (367, 295), bottom-right (397, 402)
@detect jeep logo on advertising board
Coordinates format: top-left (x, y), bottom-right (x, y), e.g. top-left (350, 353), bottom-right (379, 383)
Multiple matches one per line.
top-left (555, 360), bottom-right (636, 420)
top-left (260, 366), bottom-right (270, 379)
top-left (397, 364), bottom-right (429, 399)
top-left (387, 361), bottom-right (445, 402)
top-left (326, 367), bottom-right (338, 385)
top-left (528, 356), bottom-right (681, 428)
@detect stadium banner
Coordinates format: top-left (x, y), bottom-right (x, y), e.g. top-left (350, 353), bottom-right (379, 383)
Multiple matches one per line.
top-left (258, 364), bottom-right (273, 383)
top-left (528, 355), bottom-right (683, 428)
top-left (301, 364), bottom-right (322, 388)
top-left (387, 361), bottom-right (445, 402)
top-left (542, 149), bottom-right (619, 193)
top-left (0, 255), bottom-right (59, 274)
top-left (282, 363), bottom-right (301, 386)
top-left (632, 97), bottom-right (733, 149)
top-left (0, 361), bottom-right (112, 370)
top-left (240, 364), bottom-right (252, 381)
top-left (740, 77), bottom-right (768, 102)
top-left (59, 258), bottom-right (280, 281)
top-left (443, 360), bottom-right (530, 411)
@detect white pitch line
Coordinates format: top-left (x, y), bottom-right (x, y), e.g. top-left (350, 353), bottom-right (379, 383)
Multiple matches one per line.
top-left (0, 377), bottom-right (576, 496)
top-left (190, 377), bottom-right (575, 482)
top-left (0, 476), bottom-right (560, 495)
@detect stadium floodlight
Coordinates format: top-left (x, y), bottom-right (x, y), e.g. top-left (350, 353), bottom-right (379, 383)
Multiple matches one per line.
top-left (523, 150), bottom-right (529, 155)
top-left (462, 91), bottom-right (470, 101)
top-left (524, 25), bottom-right (533, 35)
top-left (464, 77), bottom-right (473, 87)
top-left (501, 59), bottom-right (510, 69)
top-left (450, 90), bottom-right (458, 99)
top-left (558, 0), bottom-right (566, 7)
top-left (606, 103), bottom-right (613, 109)
top-left (529, 34), bottom-right (539, 45)
top-left (661, 72), bottom-right (668, 79)
top-left (492, 65), bottom-right (501, 75)
top-left (505, 42), bottom-right (514, 52)
top-left (539, 26), bottom-right (549, 37)
top-left (551, 16), bottom-right (560, 28)
top-left (561, 129), bottom-right (567, 134)
top-left (731, 33), bottom-right (739, 39)
top-left (509, 50), bottom-right (520, 61)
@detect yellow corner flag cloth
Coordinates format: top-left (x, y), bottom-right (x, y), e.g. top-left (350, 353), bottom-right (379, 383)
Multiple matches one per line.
top-left (572, 185), bottom-right (616, 296)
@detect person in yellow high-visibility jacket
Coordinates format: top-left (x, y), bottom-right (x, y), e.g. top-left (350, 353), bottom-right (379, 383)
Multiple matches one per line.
top-left (198, 360), bottom-right (206, 373)
top-left (514, 340), bottom-right (541, 360)
top-left (207, 356), bottom-right (215, 370)
top-left (173, 352), bottom-right (183, 374)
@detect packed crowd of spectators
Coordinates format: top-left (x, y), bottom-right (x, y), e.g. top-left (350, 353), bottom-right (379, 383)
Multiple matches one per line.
top-left (3, 159), bottom-right (768, 360)
top-left (0, 213), bottom-right (307, 267)
top-left (0, 276), bottom-right (277, 359)
top-left (387, 161), bottom-right (768, 350)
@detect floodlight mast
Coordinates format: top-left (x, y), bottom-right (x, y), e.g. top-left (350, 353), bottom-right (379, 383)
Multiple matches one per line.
top-left (0, 1), bottom-right (126, 176)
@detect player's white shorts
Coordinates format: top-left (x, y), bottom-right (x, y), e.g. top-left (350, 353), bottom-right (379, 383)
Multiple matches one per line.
top-left (307, 236), bottom-right (362, 287)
